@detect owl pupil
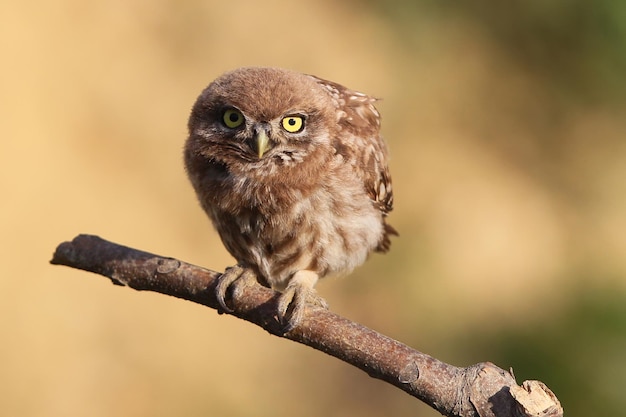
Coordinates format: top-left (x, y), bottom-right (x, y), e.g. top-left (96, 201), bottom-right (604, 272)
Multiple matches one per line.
top-left (229, 114), bottom-right (239, 122)
top-left (288, 119), bottom-right (296, 125)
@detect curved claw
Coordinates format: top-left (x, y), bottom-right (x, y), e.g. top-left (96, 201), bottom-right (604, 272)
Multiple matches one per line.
top-left (215, 265), bottom-right (256, 313)
top-left (277, 270), bottom-right (327, 332)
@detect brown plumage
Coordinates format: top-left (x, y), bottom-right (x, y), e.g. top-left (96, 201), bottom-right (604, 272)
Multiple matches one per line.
top-left (184, 67), bottom-right (396, 329)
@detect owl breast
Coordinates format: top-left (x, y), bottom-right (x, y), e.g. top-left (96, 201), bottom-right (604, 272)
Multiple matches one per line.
top-left (207, 155), bottom-right (384, 291)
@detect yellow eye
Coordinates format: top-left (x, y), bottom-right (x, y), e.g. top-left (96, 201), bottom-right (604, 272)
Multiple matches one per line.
top-left (281, 115), bottom-right (304, 133)
top-left (222, 109), bottom-right (244, 128)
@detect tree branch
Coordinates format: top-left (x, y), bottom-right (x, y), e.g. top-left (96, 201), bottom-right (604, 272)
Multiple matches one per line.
top-left (50, 234), bottom-right (562, 417)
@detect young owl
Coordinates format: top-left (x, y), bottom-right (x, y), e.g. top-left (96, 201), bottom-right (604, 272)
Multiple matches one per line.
top-left (184, 67), bottom-right (396, 330)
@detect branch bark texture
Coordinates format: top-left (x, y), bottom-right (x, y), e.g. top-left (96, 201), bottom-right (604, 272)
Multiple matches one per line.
top-left (51, 234), bottom-right (562, 417)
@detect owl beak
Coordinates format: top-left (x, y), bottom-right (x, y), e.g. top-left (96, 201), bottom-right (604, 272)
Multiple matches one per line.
top-left (254, 128), bottom-right (271, 159)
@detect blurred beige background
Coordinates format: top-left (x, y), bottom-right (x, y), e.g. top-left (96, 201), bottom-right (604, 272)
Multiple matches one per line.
top-left (2, 1), bottom-right (625, 416)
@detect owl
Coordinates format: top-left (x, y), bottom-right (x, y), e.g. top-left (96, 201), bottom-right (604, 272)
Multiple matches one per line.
top-left (184, 67), bottom-right (396, 330)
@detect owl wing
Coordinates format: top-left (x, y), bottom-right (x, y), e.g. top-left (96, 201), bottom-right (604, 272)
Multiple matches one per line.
top-left (312, 76), bottom-right (397, 250)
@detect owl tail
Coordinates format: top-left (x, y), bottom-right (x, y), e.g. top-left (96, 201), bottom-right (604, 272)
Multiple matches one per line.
top-left (375, 222), bottom-right (398, 253)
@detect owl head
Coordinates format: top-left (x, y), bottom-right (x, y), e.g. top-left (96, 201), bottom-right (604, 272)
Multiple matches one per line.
top-left (187, 67), bottom-right (340, 172)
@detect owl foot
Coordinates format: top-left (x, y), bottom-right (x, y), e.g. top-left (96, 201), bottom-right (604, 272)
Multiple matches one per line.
top-left (277, 270), bottom-right (328, 332)
top-left (215, 265), bottom-right (257, 313)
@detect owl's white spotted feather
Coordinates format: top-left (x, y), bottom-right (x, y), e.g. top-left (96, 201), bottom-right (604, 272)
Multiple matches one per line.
top-left (311, 75), bottom-right (395, 249)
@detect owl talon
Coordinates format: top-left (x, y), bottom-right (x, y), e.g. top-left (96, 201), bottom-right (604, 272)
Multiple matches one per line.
top-left (277, 270), bottom-right (326, 331)
top-left (215, 265), bottom-right (256, 313)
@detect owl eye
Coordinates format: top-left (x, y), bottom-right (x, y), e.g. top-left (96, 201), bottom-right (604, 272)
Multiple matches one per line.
top-left (281, 115), bottom-right (305, 133)
top-left (222, 109), bottom-right (245, 128)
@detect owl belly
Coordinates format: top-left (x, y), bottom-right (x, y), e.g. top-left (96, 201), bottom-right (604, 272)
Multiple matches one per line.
top-left (214, 178), bottom-right (383, 291)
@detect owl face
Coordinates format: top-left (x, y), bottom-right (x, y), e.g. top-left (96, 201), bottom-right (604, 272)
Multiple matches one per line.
top-left (188, 67), bottom-right (336, 171)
